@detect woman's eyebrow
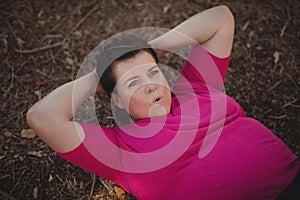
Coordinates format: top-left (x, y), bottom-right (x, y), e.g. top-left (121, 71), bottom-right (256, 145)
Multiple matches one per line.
top-left (147, 65), bottom-right (158, 72)
top-left (124, 75), bottom-right (139, 85)
top-left (124, 65), bottom-right (158, 85)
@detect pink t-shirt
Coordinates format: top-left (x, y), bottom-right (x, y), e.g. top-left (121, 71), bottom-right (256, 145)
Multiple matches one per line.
top-left (56, 46), bottom-right (299, 200)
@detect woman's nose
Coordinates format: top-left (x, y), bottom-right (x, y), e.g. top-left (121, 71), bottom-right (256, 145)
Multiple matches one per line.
top-left (144, 82), bottom-right (157, 93)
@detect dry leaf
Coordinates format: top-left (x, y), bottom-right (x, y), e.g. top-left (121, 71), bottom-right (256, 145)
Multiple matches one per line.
top-left (249, 31), bottom-right (255, 39)
top-left (242, 20), bottom-right (250, 31)
top-left (21, 77), bottom-right (45, 86)
top-left (114, 186), bottom-right (125, 200)
top-left (38, 20), bottom-right (46, 26)
top-left (3, 131), bottom-right (12, 137)
top-left (0, 47), bottom-right (7, 55)
top-left (48, 174), bottom-right (53, 182)
top-left (273, 51), bottom-right (280, 64)
top-left (17, 37), bottom-right (25, 48)
top-left (28, 151), bottom-right (46, 157)
top-left (33, 186), bottom-right (38, 199)
top-left (1, 37), bottom-right (8, 54)
top-left (163, 5), bottom-right (170, 13)
top-left (55, 14), bottom-right (61, 21)
top-left (21, 129), bottom-right (36, 139)
top-left (37, 10), bottom-right (44, 17)
top-left (65, 57), bottom-right (74, 66)
top-left (19, 156), bottom-right (24, 161)
top-left (92, 194), bottom-right (104, 200)
top-left (0, 135), bottom-right (6, 146)
top-left (34, 90), bottom-right (42, 99)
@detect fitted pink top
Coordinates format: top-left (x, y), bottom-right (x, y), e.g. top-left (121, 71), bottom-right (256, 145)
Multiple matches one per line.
top-left (56, 45), bottom-right (299, 200)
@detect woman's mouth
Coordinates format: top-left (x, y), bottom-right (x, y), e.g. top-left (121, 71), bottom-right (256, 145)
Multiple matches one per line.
top-left (153, 96), bottom-right (163, 104)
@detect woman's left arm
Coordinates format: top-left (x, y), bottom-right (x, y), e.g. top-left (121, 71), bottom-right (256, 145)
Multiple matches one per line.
top-left (149, 5), bottom-right (235, 58)
top-left (26, 71), bottom-right (100, 152)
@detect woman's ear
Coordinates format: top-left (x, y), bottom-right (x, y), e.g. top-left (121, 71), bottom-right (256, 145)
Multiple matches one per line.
top-left (111, 92), bottom-right (124, 109)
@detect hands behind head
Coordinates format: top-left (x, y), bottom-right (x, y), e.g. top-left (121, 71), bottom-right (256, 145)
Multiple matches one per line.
top-left (154, 49), bottom-right (169, 57)
top-left (92, 69), bottom-right (105, 95)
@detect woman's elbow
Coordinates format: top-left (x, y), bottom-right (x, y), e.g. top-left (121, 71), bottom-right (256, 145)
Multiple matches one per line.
top-left (218, 5), bottom-right (235, 26)
top-left (26, 105), bottom-right (48, 133)
top-left (26, 106), bottom-right (40, 130)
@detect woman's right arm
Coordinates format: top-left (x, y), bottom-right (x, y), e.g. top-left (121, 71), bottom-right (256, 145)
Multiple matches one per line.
top-left (149, 5), bottom-right (234, 58)
top-left (26, 71), bottom-right (101, 153)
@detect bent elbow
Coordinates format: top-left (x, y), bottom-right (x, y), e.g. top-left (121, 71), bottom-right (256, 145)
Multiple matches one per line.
top-left (26, 107), bottom-right (40, 130)
top-left (26, 105), bottom-right (48, 134)
top-left (219, 5), bottom-right (235, 26)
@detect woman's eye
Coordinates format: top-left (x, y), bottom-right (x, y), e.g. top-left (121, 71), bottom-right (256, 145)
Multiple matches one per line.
top-left (128, 80), bottom-right (138, 88)
top-left (150, 70), bottom-right (159, 77)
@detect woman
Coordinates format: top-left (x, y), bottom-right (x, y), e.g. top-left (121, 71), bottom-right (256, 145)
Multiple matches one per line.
top-left (27, 5), bottom-right (299, 200)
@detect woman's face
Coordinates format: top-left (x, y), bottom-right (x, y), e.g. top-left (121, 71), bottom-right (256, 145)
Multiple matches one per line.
top-left (112, 51), bottom-right (172, 120)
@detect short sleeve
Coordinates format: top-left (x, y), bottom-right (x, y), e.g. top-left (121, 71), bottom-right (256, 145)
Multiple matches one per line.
top-left (55, 122), bottom-right (122, 183)
top-left (179, 45), bottom-right (230, 90)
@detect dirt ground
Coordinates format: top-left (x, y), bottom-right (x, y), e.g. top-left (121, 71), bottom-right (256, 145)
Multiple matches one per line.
top-left (0, 0), bottom-right (299, 199)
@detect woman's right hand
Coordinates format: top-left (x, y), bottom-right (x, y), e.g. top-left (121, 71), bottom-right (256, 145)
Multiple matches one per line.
top-left (96, 82), bottom-right (105, 95)
top-left (92, 69), bottom-right (105, 95)
top-left (154, 49), bottom-right (169, 57)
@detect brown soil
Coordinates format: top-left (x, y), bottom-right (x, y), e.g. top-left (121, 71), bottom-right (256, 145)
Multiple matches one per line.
top-left (0, 0), bottom-right (299, 199)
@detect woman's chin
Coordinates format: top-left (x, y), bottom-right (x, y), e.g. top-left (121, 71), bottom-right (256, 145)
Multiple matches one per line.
top-left (148, 104), bottom-right (169, 118)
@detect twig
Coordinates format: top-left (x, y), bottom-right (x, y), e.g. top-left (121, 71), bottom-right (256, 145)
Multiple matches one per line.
top-left (0, 106), bottom-right (28, 129)
top-left (63, 5), bottom-right (99, 43)
top-left (7, 22), bottom-right (18, 41)
top-left (280, 7), bottom-right (291, 38)
top-left (39, 165), bottom-right (46, 200)
top-left (0, 190), bottom-right (16, 200)
top-left (100, 179), bottom-right (114, 195)
top-left (280, 17), bottom-right (291, 38)
top-left (241, 20), bottom-right (250, 31)
top-left (5, 58), bottom-right (14, 89)
top-left (0, 88), bottom-right (20, 99)
top-left (262, 108), bottom-right (273, 118)
top-left (289, 104), bottom-right (300, 108)
top-left (283, 98), bottom-right (298, 108)
top-left (43, 34), bottom-right (63, 40)
top-left (268, 80), bottom-right (281, 91)
top-left (34, 69), bottom-right (52, 79)
top-left (50, 49), bottom-right (56, 64)
top-left (269, 114), bottom-right (287, 119)
top-left (267, 0), bottom-right (277, 7)
top-left (284, 69), bottom-right (300, 91)
top-left (5, 169), bottom-right (26, 200)
top-left (14, 5), bottom-right (98, 54)
top-left (14, 42), bottom-right (64, 54)
top-left (14, 3), bottom-right (98, 54)
top-left (16, 164), bottom-right (42, 199)
top-left (88, 174), bottom-right (96, 200)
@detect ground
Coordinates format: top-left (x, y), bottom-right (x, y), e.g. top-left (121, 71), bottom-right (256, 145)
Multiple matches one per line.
top-left (0, 0), bottom-right (299, 199)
